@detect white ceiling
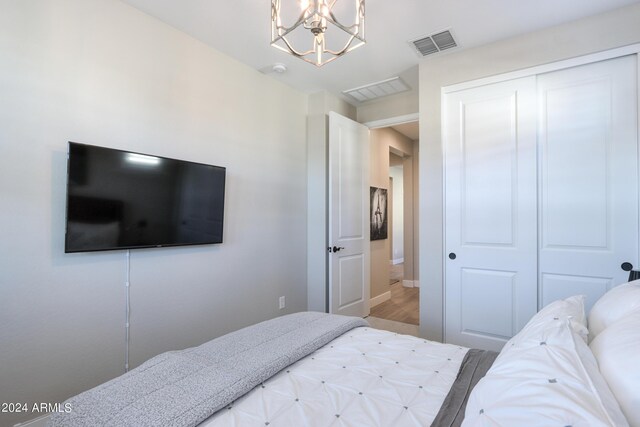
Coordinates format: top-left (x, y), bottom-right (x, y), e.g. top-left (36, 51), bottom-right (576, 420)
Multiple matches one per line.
top-left (120, 0), bottom-right (639, 105)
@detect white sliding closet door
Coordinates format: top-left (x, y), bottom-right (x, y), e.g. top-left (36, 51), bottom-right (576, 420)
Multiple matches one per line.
top-left (538, 56), bottom-right (638, 311)
top-left (444, 77), bottom-right (538, 351)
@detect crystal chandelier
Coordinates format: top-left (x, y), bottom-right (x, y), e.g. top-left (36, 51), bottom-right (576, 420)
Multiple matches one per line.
top-left (271, 0), bottom-right (366, 67)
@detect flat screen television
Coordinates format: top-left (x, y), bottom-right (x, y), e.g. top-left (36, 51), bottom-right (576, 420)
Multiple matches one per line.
top-left (65, 142), bottom-right (226, 253)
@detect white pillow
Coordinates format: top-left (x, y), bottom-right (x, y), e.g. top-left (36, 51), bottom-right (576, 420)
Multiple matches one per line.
top-left (463, 320), bottom-right (629, 427)
top-left (590, 310), bottom-right (640, 427)
top-left (588, 280), bottom-right (640, 339)
top-left (501, 295), bottom-right (588, 355)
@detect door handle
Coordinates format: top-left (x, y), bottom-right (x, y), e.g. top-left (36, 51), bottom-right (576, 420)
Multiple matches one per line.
top-left (621, 262), bottom-right (633, 272)
top-left (448, 252), bottom-right (456, 260)
top-left (329, 246), bottom-right (345, 253)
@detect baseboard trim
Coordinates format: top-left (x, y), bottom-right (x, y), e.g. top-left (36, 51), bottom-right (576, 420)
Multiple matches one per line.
top-left (14, 414), bottom-right (50, 427)
top-left (392, 258), bottom-right (404, 265)
top-left (402, 280), bottom-right (420, 288)
top-left (370, 291), bottom-right (391, 307)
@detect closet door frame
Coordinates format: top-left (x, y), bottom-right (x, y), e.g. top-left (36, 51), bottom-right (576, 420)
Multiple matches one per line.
top-left (441, 44), bottom-right (640, 345)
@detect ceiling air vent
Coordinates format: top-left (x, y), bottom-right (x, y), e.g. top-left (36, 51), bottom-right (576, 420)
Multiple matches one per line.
top-left (343, 77), bottom-right (410, 103)
top-left (410, 29), bottom-right (458, 57)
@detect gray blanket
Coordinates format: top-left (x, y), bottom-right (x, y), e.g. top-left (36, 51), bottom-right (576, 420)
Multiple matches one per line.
top-left (48, 312), bottom-right (368, 427)
top-left (430, 349), bottom-right (499, 427)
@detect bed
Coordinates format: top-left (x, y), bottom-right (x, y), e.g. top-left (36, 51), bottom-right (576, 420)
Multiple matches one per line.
top-left (48, 281), bottom-right (640, 427)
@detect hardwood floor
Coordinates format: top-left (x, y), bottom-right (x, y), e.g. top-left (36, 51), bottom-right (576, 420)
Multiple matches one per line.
top-left (366, 316), bottom-right (419, 336)
top-left (370, 280), bottom-right (419, 325)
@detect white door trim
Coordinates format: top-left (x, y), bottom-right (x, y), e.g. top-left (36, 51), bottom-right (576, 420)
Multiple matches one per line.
top-left (442, 43), bottom-right (640, 95)
top-left (363, 113), bottom-right (419, 129)
top-left (636, 52), bottom-right (640, 282)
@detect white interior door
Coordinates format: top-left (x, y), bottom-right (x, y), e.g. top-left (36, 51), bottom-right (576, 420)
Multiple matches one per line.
top-left (328, 112), bottom-right (370, 317)
top-left (538, 56), bottom-right (639, 312)
top-left (444, 77), bottom-right (538, 351)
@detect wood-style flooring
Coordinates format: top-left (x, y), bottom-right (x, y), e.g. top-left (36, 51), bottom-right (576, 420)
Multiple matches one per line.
top-left (370, 265), bottom-right (419, 325)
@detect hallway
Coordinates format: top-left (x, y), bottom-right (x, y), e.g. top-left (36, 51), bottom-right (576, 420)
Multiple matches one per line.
top-left (370, 264), bottom-right (419, 325)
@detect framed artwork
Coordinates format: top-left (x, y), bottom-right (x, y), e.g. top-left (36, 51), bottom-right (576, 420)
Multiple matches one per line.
top-left (370, 186), bottom-right (388, 241)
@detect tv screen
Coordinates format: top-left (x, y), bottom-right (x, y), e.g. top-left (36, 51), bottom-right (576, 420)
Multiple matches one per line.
top-left (65, 142), bottom-right (225, 253)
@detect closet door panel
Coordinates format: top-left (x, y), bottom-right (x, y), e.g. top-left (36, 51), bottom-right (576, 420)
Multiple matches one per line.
top-left (461, 96), bottom-right (516, 246)
top-left (541, 274), bottom-right (613, 310)
top-left (460, 268), bottom-right (516, 339)
top-left (538, 55), bottom-right (638, 312)
top-left (542, 80), bottom-right (609, 248)
top-left (444, 77), bottom-right (538, 351)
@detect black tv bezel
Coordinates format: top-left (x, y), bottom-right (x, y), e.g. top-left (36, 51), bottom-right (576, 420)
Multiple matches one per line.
top-left (64, 141), bottom-right (226, 253)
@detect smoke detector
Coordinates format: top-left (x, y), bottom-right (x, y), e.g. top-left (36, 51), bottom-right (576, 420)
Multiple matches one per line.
top-left (272, 63), bottom-right (288, 74)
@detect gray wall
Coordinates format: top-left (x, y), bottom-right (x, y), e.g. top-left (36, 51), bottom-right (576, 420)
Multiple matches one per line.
top-left (0, 0), bottom-right (308, 425)
top-left (419, 2), bottom-right (640, 341)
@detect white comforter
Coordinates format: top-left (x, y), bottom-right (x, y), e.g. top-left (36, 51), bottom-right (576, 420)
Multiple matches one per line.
top-left (200, 326), bottom-right (468, 427)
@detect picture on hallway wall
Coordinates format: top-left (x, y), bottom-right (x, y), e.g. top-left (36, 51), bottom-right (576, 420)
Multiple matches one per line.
top-left (370, 186), bottom-right (388, 241)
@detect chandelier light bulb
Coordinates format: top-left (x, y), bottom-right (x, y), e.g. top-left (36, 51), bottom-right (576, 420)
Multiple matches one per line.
top-left (321, 3), bottom-right (329, 17)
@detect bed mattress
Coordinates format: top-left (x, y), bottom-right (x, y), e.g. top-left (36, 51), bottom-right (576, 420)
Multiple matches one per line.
top-left (200, 326), bottom-right (468, 427)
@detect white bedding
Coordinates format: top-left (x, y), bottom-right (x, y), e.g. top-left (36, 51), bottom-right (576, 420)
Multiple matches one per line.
top-left (200, 326), bottom-right (468, 427)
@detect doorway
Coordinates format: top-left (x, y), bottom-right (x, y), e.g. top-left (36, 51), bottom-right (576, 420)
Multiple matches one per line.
top-left (367, 121), bottom-right (420, 331)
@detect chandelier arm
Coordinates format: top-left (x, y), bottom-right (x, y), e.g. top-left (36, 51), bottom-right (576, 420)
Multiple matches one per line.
top-left (278, 35), bottom-right (317, 57)
top-left (323, 34), bottom-right (358, 55)
top-left (326, 13), bottom-right (362, 35)
top-left (326, 0), bottom-right (364, 24)
top-left (274, 11), bottom-right (310, 39)
top-left (272, 42), bottom-right (318, 60)
top-left (325, 7), bottom-right (364, 37)
top-left (325, 0), bottom-right (338, 17)
top-left (325, 18), bottom-right (362, 37)
top-left (274, 23), bottom-right (299, 39)
top-left (325, 9), bottom-right (358, 25)
top-left (322, 20), bottom-right (364, 42)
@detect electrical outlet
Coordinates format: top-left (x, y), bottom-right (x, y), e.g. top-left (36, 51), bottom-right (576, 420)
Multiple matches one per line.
top-left (279, 296), bottom-right (285, 310)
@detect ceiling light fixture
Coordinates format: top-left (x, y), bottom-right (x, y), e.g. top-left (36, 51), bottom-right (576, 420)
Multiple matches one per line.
top-left (271, 0), bottom-right (365, 67)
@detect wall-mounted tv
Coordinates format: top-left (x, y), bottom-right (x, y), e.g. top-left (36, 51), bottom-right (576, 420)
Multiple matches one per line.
top-left (65, 142), bottom-right (226, 253)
